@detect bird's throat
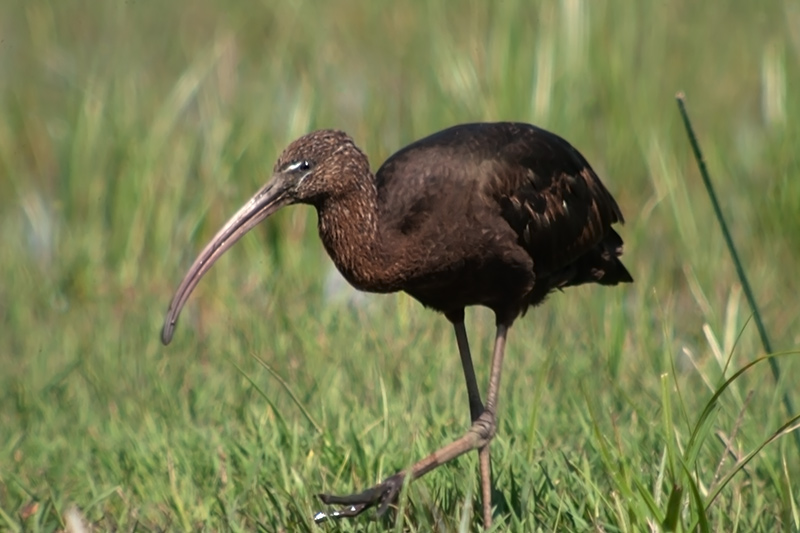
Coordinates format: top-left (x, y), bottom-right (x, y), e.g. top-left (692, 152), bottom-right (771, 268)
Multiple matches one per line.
top-left (316, 185), bottom-right (398, 293)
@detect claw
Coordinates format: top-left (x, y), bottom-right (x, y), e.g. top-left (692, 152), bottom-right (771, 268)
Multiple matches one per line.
top-left (313, 503), bottom-right (368, 522)
top-left (313, 473), bottom-right (405, 523)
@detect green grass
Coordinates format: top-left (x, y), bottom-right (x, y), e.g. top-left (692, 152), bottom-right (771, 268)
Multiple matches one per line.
top-left (2, 0), bottom-right (799, 531)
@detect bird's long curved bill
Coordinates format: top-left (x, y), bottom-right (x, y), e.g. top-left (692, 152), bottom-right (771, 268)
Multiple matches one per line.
top-left (161, 177), bottom-right (291, 345)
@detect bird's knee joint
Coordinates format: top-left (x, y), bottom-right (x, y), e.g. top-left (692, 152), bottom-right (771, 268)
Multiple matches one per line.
top-left (470, 410), bottom-right (497, 444)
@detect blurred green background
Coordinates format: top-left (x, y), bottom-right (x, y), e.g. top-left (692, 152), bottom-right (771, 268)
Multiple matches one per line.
top-left (1, 0), bottom-right (799, 531)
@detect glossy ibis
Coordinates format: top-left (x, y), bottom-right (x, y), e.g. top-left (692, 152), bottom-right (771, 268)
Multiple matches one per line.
top-left (161, 122), bottom-right (632, 528)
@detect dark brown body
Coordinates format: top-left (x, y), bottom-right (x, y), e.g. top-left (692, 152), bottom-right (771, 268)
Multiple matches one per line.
top-left (315, 122), bottom-right (630, 325)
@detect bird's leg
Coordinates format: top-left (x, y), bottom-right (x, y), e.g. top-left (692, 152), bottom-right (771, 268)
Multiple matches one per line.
top-left (453, 320), bottom-right (484, 422)
top-left (315, 324), bottom-right (510, 531)
top-left (454, 319), bottom-right (493, 527)
top-left (477, 322), bottom-right (508, 529)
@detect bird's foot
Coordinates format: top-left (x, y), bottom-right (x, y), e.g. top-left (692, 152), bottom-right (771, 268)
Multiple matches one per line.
top-left (313, 472), bottom-right (405, 523)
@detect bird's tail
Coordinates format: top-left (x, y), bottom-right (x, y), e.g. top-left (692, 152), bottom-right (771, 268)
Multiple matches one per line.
top-left (560, 228), bottom-right (633, 288)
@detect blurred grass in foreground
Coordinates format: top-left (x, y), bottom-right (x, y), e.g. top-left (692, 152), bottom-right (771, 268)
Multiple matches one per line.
top-left (1, 0), bottom-right (799, 530)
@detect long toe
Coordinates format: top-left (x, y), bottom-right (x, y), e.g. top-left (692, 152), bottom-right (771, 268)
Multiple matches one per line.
top-left (314, 473), bottom-right (406, 523)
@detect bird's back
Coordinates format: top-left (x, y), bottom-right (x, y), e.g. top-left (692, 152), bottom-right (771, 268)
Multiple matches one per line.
top-left (374, 122), bottom-right (631, 319)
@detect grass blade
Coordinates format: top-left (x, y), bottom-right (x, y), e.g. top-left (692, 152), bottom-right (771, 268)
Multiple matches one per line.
top-left (249, 352), bottom-right (323, 434)
top-left (675, 93), bottom-right (800, 453)
top-left (705, 413), bottom-right (800, 510)
top-left (685, 352), bottom-right (796, 468)
top-left (661, 484), bottom-right (683, 532)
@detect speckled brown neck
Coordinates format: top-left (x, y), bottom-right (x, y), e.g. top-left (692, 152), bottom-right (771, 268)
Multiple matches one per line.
top-left (314, 156), bottom-right (399, 293)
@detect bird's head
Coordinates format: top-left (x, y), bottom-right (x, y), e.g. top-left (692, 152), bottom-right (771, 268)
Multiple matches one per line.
top-left (160, 129), bottom-right (366, 345)
top-left (272, 129), bottom-right (366, 204)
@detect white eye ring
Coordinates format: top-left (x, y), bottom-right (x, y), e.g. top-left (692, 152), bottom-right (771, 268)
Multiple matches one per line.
top-left (286, 160), bottom-right (311, 172)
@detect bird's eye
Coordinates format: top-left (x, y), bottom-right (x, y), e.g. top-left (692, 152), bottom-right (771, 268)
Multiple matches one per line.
top-left (285, 160), bottom-right (313, 173)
